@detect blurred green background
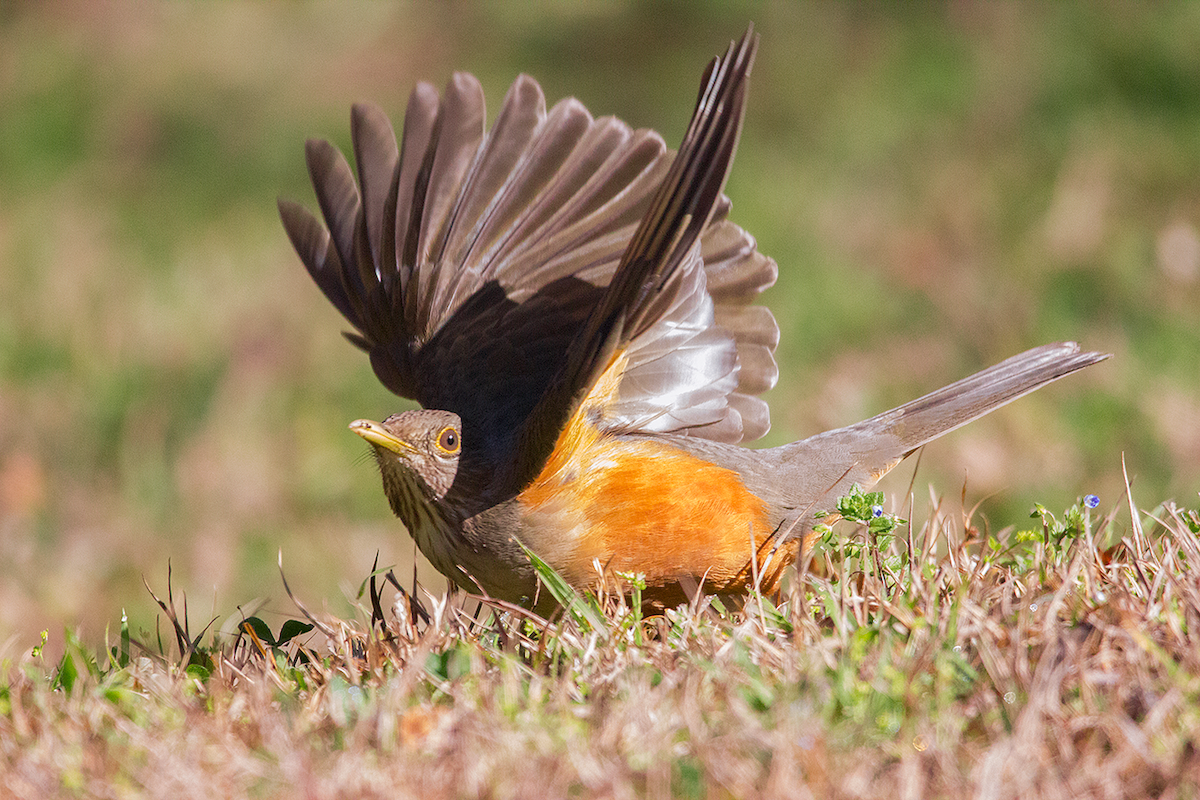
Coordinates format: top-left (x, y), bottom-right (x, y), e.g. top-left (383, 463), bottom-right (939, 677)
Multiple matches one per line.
top-left (2, 2), bottom-right (1198, 654)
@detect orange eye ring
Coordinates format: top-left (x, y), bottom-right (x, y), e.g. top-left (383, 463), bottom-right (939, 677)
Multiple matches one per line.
top-left (436, 426), bottom-right (460, 454)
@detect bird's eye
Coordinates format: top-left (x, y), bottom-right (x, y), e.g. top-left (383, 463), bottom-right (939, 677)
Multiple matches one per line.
top-left (436, 426), bottom-right (459, 454)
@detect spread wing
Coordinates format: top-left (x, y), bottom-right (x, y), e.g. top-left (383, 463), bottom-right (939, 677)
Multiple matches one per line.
top-left (280, 28), bottom-right (774, 487)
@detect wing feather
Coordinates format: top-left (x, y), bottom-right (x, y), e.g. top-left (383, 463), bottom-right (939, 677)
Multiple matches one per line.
top-left (283, 27), bottom-right (780, 492)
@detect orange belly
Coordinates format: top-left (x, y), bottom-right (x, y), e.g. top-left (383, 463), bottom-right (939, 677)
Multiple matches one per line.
top-left (520, 431), bottom-right (791, 595)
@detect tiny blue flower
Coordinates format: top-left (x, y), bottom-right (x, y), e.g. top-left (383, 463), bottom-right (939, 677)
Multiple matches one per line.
top-left (871, 505), bottom-right (884, 518)
top-left (1084, 494), bottom-right (1099, 509)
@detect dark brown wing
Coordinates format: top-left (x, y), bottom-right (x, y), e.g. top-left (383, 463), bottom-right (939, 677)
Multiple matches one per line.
top-left (280, 28), bottom-right (772, 483)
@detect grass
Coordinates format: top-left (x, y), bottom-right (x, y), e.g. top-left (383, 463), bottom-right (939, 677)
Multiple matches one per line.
top-left (3, 3), bottom-right (1200, 653)
top-left (4, 483), bottom-right (1198, 798)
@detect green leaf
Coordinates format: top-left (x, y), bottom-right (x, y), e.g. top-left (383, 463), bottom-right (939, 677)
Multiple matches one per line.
top-left (276, 619), bottom-right (315, 646)
top-left (516, 539), bottom-right (609, 633)
top-left (239, 617), bottom-right (276, 647)
top-left (52, 651), bottom-right (78, 693)
top-left (185, 663), bottom-right (211, 683)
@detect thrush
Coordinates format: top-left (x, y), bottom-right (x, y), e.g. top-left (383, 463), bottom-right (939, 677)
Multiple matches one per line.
top-left (280, 28), bottom-right (1107, 608)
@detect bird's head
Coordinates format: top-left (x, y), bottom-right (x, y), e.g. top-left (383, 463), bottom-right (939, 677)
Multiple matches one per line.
top-left (349, 409), bottom-right (463, 517)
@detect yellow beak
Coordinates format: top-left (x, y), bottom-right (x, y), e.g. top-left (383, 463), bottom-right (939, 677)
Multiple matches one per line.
top-left (349, 419), bottom-right (418, 456)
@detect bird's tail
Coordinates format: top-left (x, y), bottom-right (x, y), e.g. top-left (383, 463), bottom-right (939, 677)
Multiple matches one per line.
top-left (763, 342), bottom-right (1107, 541)
top-left (846, 341), bottom-right (1108, 457)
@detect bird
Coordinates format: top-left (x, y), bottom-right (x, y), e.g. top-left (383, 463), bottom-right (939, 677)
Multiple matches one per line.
top-left (279, 27), bottom-right (1107, 609)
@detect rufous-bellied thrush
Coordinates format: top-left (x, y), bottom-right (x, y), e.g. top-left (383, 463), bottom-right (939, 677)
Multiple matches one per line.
top-left (279, 28), bottom-right (1107, 608)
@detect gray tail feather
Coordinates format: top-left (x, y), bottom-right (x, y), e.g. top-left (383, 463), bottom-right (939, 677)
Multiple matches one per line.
top-left (848, 342), bottom-right (1109, 456)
